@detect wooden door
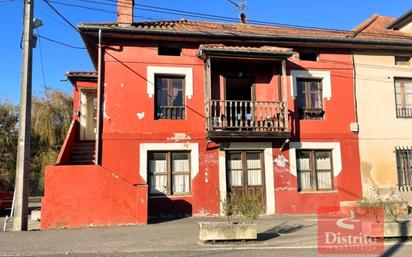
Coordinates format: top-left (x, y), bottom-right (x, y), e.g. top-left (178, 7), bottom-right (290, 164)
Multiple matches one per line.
top-left (80, 89), bottom-right (97, 140)
top-left (226, 151), bottom-right (265, 210)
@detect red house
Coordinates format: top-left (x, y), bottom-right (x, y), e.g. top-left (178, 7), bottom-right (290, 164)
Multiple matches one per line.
top-left (41, 1), bottom-right (367, 229)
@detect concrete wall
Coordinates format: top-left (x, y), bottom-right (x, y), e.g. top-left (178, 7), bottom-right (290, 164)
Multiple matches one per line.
top-left (354, 52), bottom-right (412, 195)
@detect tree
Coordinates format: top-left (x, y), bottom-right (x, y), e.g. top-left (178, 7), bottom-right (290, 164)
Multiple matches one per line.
top-left (0, 88), bottom-right (72, 196)
top-left (0, 103), bottom-right (18, 184)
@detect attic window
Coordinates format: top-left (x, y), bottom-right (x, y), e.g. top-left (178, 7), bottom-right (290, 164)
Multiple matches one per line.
top-left (158, 46), bottom-right (181, 56)
top-left (299, 51), bottom-right (318, 61)
top-left (395, 56), bottom-right (411, 66)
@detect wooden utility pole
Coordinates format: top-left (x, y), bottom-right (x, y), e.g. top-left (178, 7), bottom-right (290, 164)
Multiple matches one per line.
top-left (13, 0), bottom-right (34, 231)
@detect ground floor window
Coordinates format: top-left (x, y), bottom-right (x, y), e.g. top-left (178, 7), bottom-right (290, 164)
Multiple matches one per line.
top-left (297, 150), bottom-right (333, 191)
top-left (148, 151), bottom-right (191, 196)
top-left (396, 147), bottom-right (412, 187)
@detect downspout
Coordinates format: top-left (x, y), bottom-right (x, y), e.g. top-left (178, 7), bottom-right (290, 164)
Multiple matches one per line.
top-left (95, 29), bottom-right (103, 165)
top-left (352, 54), bottom-right (359, 128)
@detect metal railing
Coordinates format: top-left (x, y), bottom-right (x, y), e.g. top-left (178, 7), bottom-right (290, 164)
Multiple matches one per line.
top-left (206, 100), bottom-right (287, 132)
top-left (156, 106), bottom-right (185, 120)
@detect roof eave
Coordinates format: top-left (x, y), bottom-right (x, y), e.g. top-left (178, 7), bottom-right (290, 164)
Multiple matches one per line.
top-left (387, 9), bottom-right (412, 29)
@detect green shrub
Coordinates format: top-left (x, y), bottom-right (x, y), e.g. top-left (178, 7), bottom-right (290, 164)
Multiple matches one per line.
top-left (221, 193), bottom-right (263, 223)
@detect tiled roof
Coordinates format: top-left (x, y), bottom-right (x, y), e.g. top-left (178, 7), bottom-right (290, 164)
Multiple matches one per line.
top-left (79, 18), bottom-right (412, 43)
top-left (65, 71), bottom-right (97, 78)
top-left (79, 19), bottom-right (353, 39)
top-left (197, 44), bottom-right (294, 58)
top-left (352, 15), bottom-right (412, 40)
top-left (199, 44), bottom-right (293, 53)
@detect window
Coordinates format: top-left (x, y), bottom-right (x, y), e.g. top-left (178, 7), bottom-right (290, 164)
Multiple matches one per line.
top-left (148, 151), bottom-right (190, 196)
top-left (396, 147), bottom-right (412, 188)
top-left (155, 75), bottom-right (185, 119)
top-left (296, 78), bottom-right (324, 119)
top-left (158, 46), bottom-right (181, 56)
top-left (395, 78), bottom-right (412, 118)
top-left (297, 150), bottom-right (333, 191)
top-left (395, 56), bottom-right (411, 66)
top-left (226, 151), bottom-right (264, 187)
top-left (299, 50), bottom-right (318, 61)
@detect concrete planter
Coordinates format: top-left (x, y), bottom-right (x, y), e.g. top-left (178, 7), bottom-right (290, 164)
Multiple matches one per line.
top-left (363, 221), bottom-right (412, 238)
top-left (199, 222), bottom-right (257, 241)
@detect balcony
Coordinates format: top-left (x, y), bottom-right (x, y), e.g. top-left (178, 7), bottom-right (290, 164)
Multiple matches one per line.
top-left (206, 100), bottom-right (289, 138)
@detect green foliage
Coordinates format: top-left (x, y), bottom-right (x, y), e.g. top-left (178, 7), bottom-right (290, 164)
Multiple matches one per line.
top-left (237, 194), bottom-right (262, 223)
top-left (0, 89), bottom-right (72, 196)
top-left (0, 102), bottom-right (18, 184)
top-left (222, 193), bottom-right (263, 224)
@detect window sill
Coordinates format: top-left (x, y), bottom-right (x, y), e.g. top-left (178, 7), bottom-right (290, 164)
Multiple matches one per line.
top-left (298, 190), bottom-right (337, 194)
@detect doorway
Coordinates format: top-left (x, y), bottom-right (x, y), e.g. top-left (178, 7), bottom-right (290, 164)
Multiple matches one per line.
top-left (80, 89), bottom-right (97, 140)
top-left (226, 150), bottom-right (266, 210)
top-left (225, 78), bottom-right (253, 101)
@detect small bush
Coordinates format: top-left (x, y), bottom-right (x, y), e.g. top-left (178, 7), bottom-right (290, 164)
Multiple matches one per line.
top-left (221, 193), bottom-right (263, 223)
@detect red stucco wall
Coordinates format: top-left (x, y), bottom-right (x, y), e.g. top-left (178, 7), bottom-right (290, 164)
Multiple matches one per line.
top-left (41, 165), bottom-right (148, 229)
top-left (43, 43), bottom-right (363, 227)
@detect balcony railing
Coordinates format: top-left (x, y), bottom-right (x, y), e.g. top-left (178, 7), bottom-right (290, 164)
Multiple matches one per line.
top-left (206, 100), bottom-right (288, 138)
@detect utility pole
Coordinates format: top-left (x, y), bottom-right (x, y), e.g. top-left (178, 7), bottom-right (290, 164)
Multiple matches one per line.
top-left (13, 0), bottom-right (34, 231)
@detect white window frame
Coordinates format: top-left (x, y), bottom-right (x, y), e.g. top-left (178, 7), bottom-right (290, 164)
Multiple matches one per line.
top-left (140, 143), bottom-right (199, 184)
top-left (147, 66), bottom-right (193, 99)
top-left (290, 70), bottom-right (332, 100)
top-left (289, 142), bottom-right (342, 177)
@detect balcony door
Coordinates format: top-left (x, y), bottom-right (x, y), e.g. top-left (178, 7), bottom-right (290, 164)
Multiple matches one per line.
top-left (80, 89), bottom-right (97, 140)
top-left (226, 151), bottom-right (266, 210)
top-left (225, 78), bottom-right (253, 101)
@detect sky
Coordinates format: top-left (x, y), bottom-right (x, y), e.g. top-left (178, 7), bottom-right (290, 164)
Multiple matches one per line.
top-left (0, 0), bottom-right (411, 104)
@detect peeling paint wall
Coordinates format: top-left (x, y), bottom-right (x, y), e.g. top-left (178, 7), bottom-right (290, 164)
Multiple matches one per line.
top-left (354, 52), bottom-right (412, 195)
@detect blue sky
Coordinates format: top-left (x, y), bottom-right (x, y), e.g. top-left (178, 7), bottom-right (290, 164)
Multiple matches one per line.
top-left (0, 0), bottom-right (410, 103)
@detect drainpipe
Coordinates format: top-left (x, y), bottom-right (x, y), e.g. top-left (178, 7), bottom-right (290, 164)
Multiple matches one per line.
top-left (352, 54), bottom-right (359, 130)
top-left (95, 29), bottom-right (103, 164)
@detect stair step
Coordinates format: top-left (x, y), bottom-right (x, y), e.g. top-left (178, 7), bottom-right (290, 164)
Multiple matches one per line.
top-left (68, 160), bottom-right (95, 165)
top-left (69, 156), bottom-right (95, 161)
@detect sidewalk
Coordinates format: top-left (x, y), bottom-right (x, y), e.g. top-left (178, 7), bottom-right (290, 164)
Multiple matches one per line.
top-left (0, 215), bottom-right (318, 256)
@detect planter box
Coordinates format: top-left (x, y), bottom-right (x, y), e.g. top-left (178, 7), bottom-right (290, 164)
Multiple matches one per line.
top-left (199, 222), bottom-right (257, 241)
top-left (363, 221), bottom-right (412, 238)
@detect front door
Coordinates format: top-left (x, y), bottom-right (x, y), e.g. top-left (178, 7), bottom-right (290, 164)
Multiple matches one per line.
top-left (80, 89), bottom-right (97, 140)
top-left (226, 151), bottom-right (266, 210)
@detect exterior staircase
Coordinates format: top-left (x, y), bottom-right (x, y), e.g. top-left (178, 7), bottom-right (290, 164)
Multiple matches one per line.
top-left (68, 140), bottom-right (96, 165)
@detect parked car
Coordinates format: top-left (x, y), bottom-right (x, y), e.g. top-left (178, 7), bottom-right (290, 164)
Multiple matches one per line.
top-left (0, 179), bottom-right (13, 210)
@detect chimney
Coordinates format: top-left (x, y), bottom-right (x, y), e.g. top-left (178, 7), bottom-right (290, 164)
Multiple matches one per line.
top-left (118, 0), bottom-right (134, 25)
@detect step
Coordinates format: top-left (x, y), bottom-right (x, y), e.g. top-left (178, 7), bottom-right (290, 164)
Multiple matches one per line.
top-left (67, 160), bottom-right (95, 165)
top-left (69, 155), bottom-right (95, 161)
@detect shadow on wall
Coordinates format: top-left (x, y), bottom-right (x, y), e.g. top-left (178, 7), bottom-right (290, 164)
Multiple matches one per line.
top-left (148, 198), bottom-right (192, 224)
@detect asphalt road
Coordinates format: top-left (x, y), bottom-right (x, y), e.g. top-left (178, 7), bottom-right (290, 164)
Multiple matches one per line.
top-left (1, 214), bottom-right (412, 257)
top-left (13, 243), bottom-right (412, 257)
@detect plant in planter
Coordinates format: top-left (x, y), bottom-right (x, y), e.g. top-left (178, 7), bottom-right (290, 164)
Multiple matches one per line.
top-left (199, 194), bottom-right (263, 241)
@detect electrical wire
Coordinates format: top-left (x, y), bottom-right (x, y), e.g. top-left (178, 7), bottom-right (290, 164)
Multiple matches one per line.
top-left (45, 0), bottom-right (412, 41)
top-left (35, 34), bottom-right (86, 49)
top-left (43, 0), bottom-right (80, 33)
top-left (36, 31), bottom-right (48, 90)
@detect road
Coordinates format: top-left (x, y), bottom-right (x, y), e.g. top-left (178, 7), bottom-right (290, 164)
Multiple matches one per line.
top-left (1, 214), bottom-right (412, 256)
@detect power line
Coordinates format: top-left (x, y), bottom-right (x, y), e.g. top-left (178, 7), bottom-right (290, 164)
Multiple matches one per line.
top-left (36, 31), bottom-right (47, 90)
top-left (43, 0), bottom-right (80, 33)
top-left (47, 0), bottom-right (158, 21)
top-left (51, 0), bottom-right (412, 41)
top-left (35, 34), bottom-right (86, 49)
